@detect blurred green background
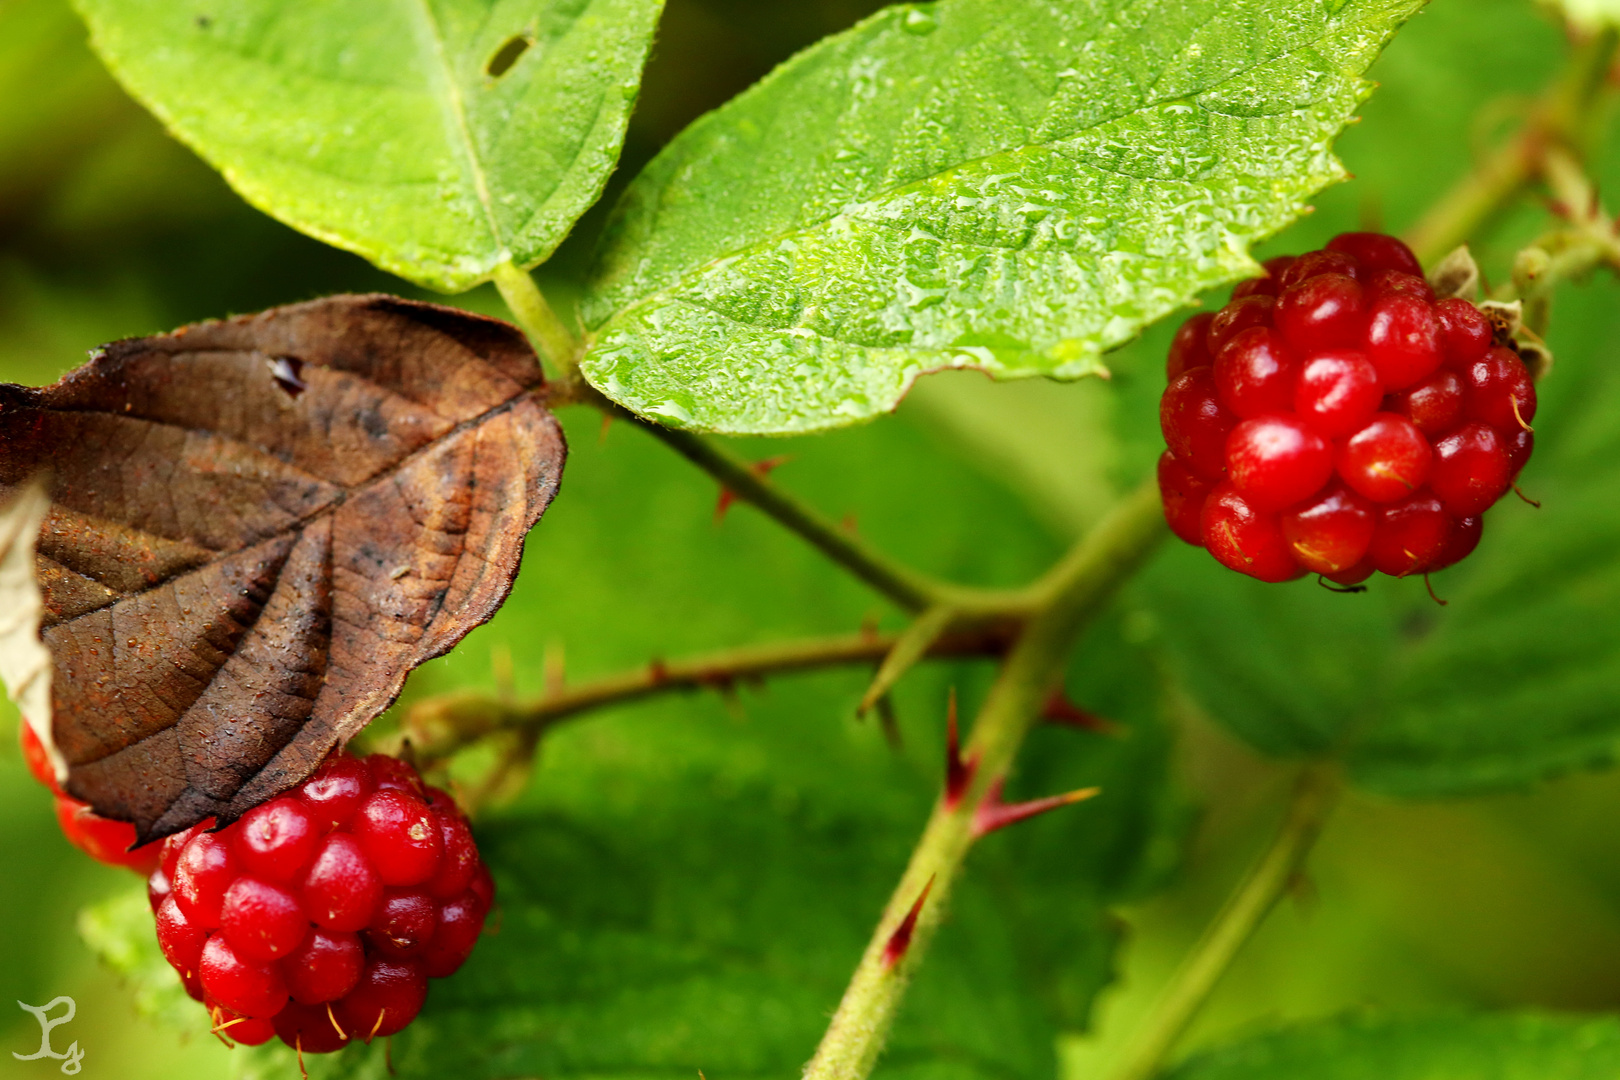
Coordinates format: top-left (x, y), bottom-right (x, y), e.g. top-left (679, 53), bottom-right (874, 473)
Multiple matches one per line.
top-left (4, 1), bottom-right (1620, 1078)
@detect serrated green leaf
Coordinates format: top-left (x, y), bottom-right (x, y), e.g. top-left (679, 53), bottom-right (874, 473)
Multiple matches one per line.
top-left (579, 0), bottom-right (1426, 435)
top-left (72, 0), bottom-right (663, 292)
top-left (1164, 1012), bottom-right (1620, 1079)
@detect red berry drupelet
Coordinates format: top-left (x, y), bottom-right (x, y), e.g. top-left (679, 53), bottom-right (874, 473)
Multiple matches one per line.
top-left (33, 746), bottom-right (497, 1055)
top-left (1157, 232), bottom-right (1534, 585)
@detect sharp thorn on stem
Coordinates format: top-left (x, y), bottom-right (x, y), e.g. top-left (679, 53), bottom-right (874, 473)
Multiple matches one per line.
top-left (648, 658), bottom-right (670, 685)
top-left (943, 689), bottom-right (977, 810)
top-left (971, 776), bottom-right (1100, 839)
top-left (1040, 689), bottom-right (1122, 735)
top-left (713, 455), bottom-right (790, 522)
top-left (882, 875), bottom-right (935, 970)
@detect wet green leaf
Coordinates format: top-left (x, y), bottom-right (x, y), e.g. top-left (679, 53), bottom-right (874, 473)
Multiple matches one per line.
top-left (72, 0), bottom-right (664, 291)
top-left (580, 0), bottom-right (1426, 434)
top-left (1165, 1012), bottom-right (1620, 1079)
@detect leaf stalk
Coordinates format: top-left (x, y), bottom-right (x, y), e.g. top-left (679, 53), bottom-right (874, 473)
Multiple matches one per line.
top-left (493, 260), bottom-right (580, 384)
top-left (1104, 763), bottom-right (1342, 1080)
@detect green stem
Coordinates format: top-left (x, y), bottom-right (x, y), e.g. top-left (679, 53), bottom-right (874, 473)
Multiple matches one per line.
top-left (638, 419), bottom-right (1022, 615)
top-left (397, 624), bottom-right (1018, 763)
top-left (1403, 27), bottom-right (1617, 265)
top-left (1105, 764), bottom-right (1342, 1080)
top-left (492, 260), bottom-right (579, 383)
top-left (802, 481), bottom-right (1167, 1080)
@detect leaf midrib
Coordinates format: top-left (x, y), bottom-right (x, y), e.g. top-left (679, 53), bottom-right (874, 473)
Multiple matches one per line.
top-left (590, 3), bottom-right (1389, 336)
top-left (408, 0), bottom-right (508, 262)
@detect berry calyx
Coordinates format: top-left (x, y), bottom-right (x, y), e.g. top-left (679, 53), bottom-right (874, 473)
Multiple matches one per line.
top-left (1156, 231), bottom-right (1536, 585)
top-left (141, 751), bottom-right (493, 1055)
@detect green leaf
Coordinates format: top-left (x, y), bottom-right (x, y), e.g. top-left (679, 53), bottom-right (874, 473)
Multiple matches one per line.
top-left (579, 0), bottom-right (1426, 435)
top-left (1543, 0), bottom-right (1620, 32)
top-left (81, 405), bottom-right (1181, 1079)
top-left (72, 0), bottom-right (664, 292)
top-left (1164, 1012), bottom-right (1620, 1079)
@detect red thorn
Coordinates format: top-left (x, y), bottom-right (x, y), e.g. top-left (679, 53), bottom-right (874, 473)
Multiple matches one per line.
top-left (840, 513), bottom-right (859, 535)
top-left (648, 658), bottom-right (670, 684)
top-left (714, 456), bottom-right (791, 522)
top-left (882, 876), bottom-right (935, 970)
top-left (943, 690), bottom-right (977, 810)
top-left (971, 776), bottom-right (1099, 838)
top-left (1040, 690), bottom-right (1122, 735)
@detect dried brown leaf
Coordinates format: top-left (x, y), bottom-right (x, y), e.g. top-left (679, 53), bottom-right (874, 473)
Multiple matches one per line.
top-left (0, 295), bottom-right (565, 843)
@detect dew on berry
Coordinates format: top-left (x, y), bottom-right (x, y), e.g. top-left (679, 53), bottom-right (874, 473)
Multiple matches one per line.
top-left (220, 876), bottom-right (310, 962)
top-left (285, 929), bottom-right (365, 1005)
top-left (233, 797), bottom-right (318, 883)
top-left (355, 790), bottom-right (443, 887)
top-left (302, 833), bottom-right (383, 932)
top-left (298, 753), bottom-right (374, 833)
top-left (174, 832), bottom-right (239, 928)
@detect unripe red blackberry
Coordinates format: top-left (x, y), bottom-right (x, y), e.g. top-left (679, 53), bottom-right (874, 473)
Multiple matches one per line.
top-left (140, 751), bottom-right (494, 1054)
top-left (1157, 231), bottom-right (1536, 584)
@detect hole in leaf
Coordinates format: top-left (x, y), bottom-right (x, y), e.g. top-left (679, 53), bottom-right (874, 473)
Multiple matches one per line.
top-left (267, 356), bottom-right (307, 397)
top-left (486, 35), bottom-right (532, 78)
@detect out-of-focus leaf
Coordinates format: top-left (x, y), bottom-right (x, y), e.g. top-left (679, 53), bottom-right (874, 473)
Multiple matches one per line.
top-left (73, 0), bottom-right (664, 291)
top-left (1541, 0), bottom-right (1620, 31)
top-left (1, 296), bottom-right (564, 840)
top-left (77, 887), bottom-right (205, 1038)
top-left (579, 0), bottom-right (1426, 434)
top-left (1163, 1012), bottom-right (1620, 1079)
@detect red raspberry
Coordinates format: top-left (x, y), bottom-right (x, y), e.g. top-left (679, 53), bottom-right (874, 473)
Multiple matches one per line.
top-left (1156, 232), bottom-right (1535, 584)
top-left (138, 751), bottom-right (493, 1055)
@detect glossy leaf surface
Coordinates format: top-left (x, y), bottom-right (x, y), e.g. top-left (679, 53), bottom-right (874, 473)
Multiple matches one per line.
top-left (73, 0), bottom-right (665, 291)
top-left (1, 296), bottom-right (564, 841)
top-left (581, 0), bottom-right (1425, 434)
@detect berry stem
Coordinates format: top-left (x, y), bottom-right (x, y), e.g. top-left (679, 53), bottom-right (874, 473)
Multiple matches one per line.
top-left (1103, 764), bottom-right (1341, 1080)
top-left (1403, 26), bottom-right (1617, 266)
top-left (802, 481), bottom-right (1166, 1080)
top-left (492, 261), bottom-right (580, 387)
